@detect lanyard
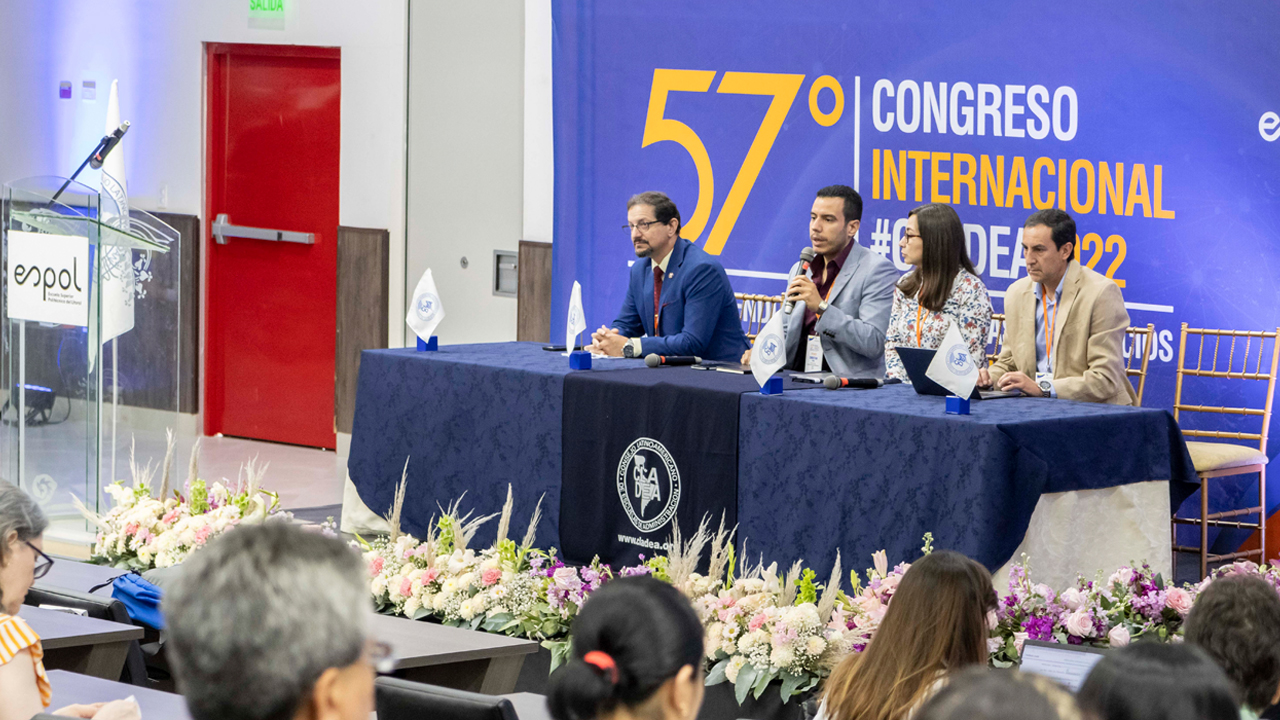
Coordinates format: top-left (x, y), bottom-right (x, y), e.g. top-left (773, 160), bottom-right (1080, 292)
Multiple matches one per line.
top-left (916, 302), bottom-right (925, 347)
top-left (1041, 283), bottom-right (1058, 369)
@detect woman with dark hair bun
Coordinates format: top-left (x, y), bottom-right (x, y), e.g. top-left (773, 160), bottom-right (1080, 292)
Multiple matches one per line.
top-left (548, 575), bottom-right (705, 720)
top-left (1076, 643), bottom-right (1237, 720)
top-left (883, 203), bottom-right (992, 384)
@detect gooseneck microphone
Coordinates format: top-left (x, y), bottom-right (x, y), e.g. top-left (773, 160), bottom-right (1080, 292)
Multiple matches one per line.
top-left (90, 122), bottom-right (130, 170)
top-left (645, 354), bottom-right (703, 367)
top-left (823, 376), bottom-right (902, 390)
top-left (783, 247), bottom-right (818, 315)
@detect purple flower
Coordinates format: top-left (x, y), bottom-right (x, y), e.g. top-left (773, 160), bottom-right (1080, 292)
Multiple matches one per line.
top-left (1021, 615), bottom-right (1055, 641)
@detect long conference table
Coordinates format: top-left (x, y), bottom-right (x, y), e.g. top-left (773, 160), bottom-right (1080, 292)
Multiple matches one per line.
top-left (347, 343), bottom-right (1198, 589)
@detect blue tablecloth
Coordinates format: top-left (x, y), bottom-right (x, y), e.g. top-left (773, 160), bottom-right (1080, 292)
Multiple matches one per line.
top-left (348, 343), bottom-right (1197, 571)
top-left (738, 385), bottom-right (1197, 572)
top-left (347, 343), bottom-right (643, 546)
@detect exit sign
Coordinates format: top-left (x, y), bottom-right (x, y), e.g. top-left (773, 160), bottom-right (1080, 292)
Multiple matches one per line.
top-left (249, 0), bottom-right (285, 30)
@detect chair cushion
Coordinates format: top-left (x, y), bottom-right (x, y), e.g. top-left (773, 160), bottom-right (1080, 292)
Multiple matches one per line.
top-left (1185, 441), bottom-right (1269, 473)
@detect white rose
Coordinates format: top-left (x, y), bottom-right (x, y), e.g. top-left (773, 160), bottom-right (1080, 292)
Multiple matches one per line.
top-left (1107, 625), bottom-right (1130, 647)
top-left (1013, 632), bottom-right (1029, 657)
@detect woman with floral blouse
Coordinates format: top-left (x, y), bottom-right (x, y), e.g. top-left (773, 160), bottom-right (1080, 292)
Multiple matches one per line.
top-left (884, 203), bottom-right (993, 384)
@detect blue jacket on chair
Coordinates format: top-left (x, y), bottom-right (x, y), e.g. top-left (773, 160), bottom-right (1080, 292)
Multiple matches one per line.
top-left (611, 239), bottom-right (749, 362)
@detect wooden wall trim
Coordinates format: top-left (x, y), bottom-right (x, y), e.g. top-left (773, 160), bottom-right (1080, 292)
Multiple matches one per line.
top-left (336, 226), bottom-right (390, 434)
top-left (517, 240), bottom-right (552, 342)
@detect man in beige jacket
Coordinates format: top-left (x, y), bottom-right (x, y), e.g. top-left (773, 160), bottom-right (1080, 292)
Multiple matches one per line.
top-left (986, 209), bottom-right (1137, 405)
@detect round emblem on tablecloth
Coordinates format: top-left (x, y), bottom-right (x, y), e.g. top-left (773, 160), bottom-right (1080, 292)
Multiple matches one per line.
top-left (414, 293), bottom-right (441, 322)
top-left (616, 437), bottom-right (681, 533)
top-left (945, 343), bottom-right (971, 374)
top-left (757, 332), bottom-right (784, 365)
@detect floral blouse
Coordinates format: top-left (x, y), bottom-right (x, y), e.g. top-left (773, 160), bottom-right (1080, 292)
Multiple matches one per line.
top-left (884, 269), bottom-right (993, 382)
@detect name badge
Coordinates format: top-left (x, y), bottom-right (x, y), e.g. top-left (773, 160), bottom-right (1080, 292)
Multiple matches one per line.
top-left (1035, 372), bottom-right (1054, 383)
top-left (805, 335), bottom-right (824, 373)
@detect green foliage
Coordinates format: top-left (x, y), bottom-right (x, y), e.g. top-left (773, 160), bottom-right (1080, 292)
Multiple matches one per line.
top-left (188, 480), bottom-right (209, 514)
top-left (921, 532), bottom-right (934, 555)
top-left (796, 568), bottom-right (818, 605)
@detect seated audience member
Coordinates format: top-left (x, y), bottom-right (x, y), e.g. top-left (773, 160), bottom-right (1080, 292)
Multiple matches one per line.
top-left (0, 481), bottom-right (139, 720)
top-left (883, 203), bottom-right (992, 383)
top-left (917, 667), bottom-right (1082, 720)
top-left (549, 575), bottom-right (704, 720)
top-left (590, 192), bottom-right (748, 362)
top-left (986, 208), bottom-right (1136, 404)
top-left (1185, 574), bottom-right (1280, 719)
top-left (1077, 642), bottom-right (1237, 720)
top-left (164, 522), bottom-right (379, 720)
top-left (742, 185), bottom-right (898, 378)
top-left (819, 551), bottom-right (998, 720)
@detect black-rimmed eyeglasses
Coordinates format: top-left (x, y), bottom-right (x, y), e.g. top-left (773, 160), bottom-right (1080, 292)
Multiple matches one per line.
top-left (28, 541), bottom-right (53, 580)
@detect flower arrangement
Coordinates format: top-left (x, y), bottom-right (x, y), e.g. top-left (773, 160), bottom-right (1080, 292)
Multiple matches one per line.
top-left (77, 434), bottom-right (286, 571)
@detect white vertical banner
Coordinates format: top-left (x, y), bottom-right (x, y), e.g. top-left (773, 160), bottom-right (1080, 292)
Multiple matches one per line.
top-left (99, 79), bottom-right (135, 343)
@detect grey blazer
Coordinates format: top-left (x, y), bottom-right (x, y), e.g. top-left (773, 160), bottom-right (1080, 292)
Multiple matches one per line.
top-left (782, 242), bottom-right (899, 379)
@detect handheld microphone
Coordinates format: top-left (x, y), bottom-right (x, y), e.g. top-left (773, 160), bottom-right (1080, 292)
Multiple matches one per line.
top-left (823, 376), bottom-right (903, 390)
top-left (90, 122), bottom-right (130, 169)
top-left (783, 247), bottom-right (818, 315)
top-left (644, 354), bottom-right (703, 367)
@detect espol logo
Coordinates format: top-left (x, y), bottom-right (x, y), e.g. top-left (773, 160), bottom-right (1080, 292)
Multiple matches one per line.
top-left (1261, 111), bottom-right (1280, 142)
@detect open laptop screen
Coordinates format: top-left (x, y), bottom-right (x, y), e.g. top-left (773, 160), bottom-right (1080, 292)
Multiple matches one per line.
top-left (1018, 639), bottom-right (1108, 692)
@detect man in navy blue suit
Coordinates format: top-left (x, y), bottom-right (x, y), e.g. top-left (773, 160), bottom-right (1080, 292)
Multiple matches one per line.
top-left (589, 192), bottom-right (748, 362)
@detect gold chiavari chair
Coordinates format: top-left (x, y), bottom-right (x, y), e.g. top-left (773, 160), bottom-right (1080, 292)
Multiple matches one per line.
top-left (1125, 323), bottom-right (1156, 407)
top-left (1171, 323), bottom-right (1280, 579)
top-left (986, 313), bottom-right (1006, 366)
top-left (735, 293), bottom-right (784, 342)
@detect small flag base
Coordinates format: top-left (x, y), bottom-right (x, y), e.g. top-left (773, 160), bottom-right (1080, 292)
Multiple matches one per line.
top-left (945, 395), bottom-right (971, 415)
top-left (760, 375), bottom-right (784, 395)
top-left (417, 336), bottom-right (438, 352)
top-left (569, 350), bottom-right (593, 370)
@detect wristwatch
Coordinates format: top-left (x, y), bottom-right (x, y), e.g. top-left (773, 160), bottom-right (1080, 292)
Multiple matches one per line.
top-left (1038, 379), bottom-right (1053, 398)
top-left (817, 300), bottom-right (829, 315)
top-left (623, 342), bottom-right (636, 358)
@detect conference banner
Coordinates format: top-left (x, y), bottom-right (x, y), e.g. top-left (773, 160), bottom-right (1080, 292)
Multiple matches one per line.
top-left (551, 2), bottom-right (1280, 475)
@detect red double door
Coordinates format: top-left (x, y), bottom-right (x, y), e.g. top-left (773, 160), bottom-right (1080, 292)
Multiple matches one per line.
top-left (205, 43), bottom-right (340, 449)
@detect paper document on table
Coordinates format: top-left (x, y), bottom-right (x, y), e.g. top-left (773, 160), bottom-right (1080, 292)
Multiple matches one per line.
top-left (925, 322), bottom-right (978, 398)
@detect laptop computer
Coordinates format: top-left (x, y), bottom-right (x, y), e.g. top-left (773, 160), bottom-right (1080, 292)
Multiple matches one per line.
top-left (895, 346), bottom-right (1021, 400)
top-left (1018, 639), bottom-right (1108, 692)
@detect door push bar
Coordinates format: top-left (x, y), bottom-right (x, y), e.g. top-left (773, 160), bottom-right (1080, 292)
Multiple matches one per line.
top-left (212, 213), bottom-right (315, 245)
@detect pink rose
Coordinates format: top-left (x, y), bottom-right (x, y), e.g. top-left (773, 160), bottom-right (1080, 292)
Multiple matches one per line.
top-left (1166, 587), bottom-right (1193, 615)
top-left (1013, 632), bottom-right (1029, 657)
top-left (399, 577), bottom-right (413, 597)
top-left (987, 637), bottom-right (1002, 655)
top-left (1058, 587), bottom-right (1086, 611)
top-left (1065, 609), bottom-right (1094, 638)
top-left (423, 567), bottom-right (440, 583)
top-left (125, 522), bottom-right (140, 535)
top-left (1108, 625), bottom-right (1130, 647)
top-left (369, 557), bottom-right (385, 577)
top-left (749, 613), bottom-right (767, 631)
top-left (482, 568), bottom-right (502, 587)
top-left (195, 525), bottom-right (214, 545)
top-left (553, 566), bottom-right (582, 591)
top-left (987, 609), bottom-right (999, 631)
top-left (162, 510), bottom-right (180, 524)
top-left (879, 574), bottom-right (902, 595)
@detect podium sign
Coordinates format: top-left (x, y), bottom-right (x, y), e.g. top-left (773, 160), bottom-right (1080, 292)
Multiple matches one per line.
top-left (2, 176), bottom-right (180, 534)
top-left (7, 230), bottom-right (90, 326)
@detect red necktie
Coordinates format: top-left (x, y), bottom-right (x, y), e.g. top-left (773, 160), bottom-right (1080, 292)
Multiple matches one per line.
top-left (653, 265), bottom-right (664, 337)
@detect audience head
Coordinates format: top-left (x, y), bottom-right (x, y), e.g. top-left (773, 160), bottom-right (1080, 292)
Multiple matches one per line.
top-left (627, 191), bottom-right (682, 259)
top-left (1076, 642), bottom-right (1237, 720)
top-left (899, 203), bottom-right (977, 311)
top-left (548, 575), bottom-right (704, 720)
top-left (1185, 574), bottom-right (1280, 712)
top-left (0, 479), bottom-right (49, 615)
top-left (164, 522), bottom-right (374, 720)
top-left (917, 667), bottom-right (1082, 720)
top-left (823, 550), bottom-right (998, 720)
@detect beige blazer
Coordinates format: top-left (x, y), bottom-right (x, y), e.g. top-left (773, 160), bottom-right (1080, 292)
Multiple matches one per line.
top-left (989, 262), bottom-right (1137, 405)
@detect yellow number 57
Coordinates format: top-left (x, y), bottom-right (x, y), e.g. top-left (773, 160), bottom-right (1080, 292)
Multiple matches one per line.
top-left (641, 69), bottom-right (805, 255)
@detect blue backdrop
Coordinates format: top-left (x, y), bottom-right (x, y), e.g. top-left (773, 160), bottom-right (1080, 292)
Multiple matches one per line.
top-left (551, 3), bottom-right (1280, 506)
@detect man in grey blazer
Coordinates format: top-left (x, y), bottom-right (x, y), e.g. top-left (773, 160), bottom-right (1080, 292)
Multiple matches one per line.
top-left (744, 185), bottom-right (898, 378)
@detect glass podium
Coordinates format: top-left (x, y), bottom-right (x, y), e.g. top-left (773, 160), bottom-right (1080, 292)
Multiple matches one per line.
top-left (2, 176), bottom-right (180, 537)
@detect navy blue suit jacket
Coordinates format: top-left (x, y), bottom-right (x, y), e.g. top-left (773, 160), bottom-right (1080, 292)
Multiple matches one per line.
top-left (611, 239), bottom-right (749, 361)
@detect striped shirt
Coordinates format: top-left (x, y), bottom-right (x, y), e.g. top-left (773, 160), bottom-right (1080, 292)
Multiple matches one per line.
top-left (0, 612), bottom-right (52, 707)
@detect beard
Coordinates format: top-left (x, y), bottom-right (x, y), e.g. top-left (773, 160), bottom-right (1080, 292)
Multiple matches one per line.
top-left (633, 241), bottom-right (653, 258)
